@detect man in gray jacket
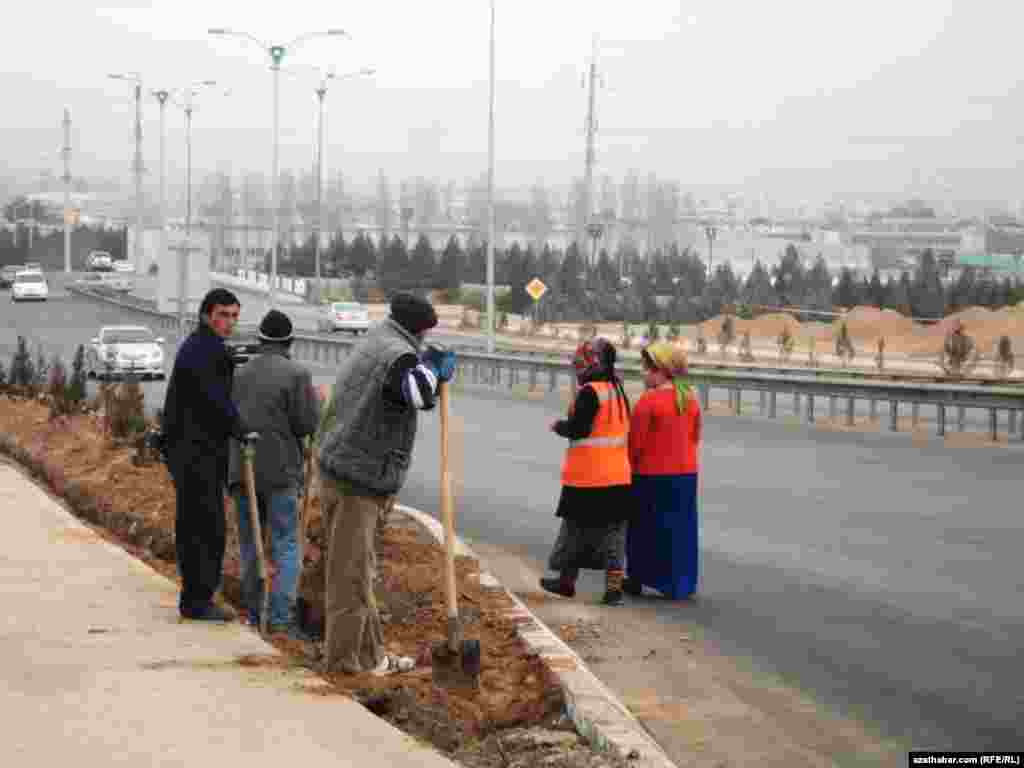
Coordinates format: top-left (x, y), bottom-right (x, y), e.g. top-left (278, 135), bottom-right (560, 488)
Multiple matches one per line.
top-left (318, 292), bottom-right (456, 675)
top-left (229, 309), bottom-right (321, 638)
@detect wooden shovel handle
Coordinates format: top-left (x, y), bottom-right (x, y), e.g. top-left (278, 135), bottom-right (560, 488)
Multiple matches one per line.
top-left (440, 382), bottom-right (459, 625)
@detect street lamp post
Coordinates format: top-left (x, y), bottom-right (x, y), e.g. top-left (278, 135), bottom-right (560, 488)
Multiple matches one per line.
top-left (704, 224), bottom-right (718, 276)
top-left (209, 26), bottom-right (349, 310)
top-left (108, 73), bottom-right (146, 272)
top-left (161, 81), bottom-right (221, 338)
top-left (486, 0), bottom-right (497, 353)
top-left (311, 66), bottom-right (373, 304)
top-left (153, 90), bottom-right (170, 274)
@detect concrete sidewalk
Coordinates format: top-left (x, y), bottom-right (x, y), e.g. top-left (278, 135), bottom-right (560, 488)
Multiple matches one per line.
top-left (0, 461), bottom-right (454, 768)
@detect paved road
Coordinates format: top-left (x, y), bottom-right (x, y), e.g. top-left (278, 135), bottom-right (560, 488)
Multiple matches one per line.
top-left (5, 293), bottom-right (1023, 753)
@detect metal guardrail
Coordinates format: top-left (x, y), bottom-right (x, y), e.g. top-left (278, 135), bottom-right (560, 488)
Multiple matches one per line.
top-left (69, 286), bottom-right (1024, 442)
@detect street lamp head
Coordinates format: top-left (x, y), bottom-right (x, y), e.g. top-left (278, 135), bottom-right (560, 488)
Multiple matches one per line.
top-left (360, 67), bottom-right (376, 76)
top-left (208, 28), bottom-right (229, 35)
top-left (326, 29), bottom-right (348, 37)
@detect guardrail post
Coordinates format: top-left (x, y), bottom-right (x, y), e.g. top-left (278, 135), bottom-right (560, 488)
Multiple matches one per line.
top-left (846, 397), bottom-right (855, 427)
top-left (507, 363), bottom-right (514, 389)
top-left (869, 398), bottom-right (878, 422)
top-left (700, 385), bottom-right (710, 412)
top-left (937, 404), bottom-right (946, 437)
top-left (911, 402), bottom-right (920, 430)
top-left (794, 392), bottom-right (801, 416)
top-left (734, 389), bottom-right (742, 416)
top-left (829, 396), bottom-right (837, 422)
top-left (529, 365), bottom-right (538, 391)
top-left (957, 406), bottom-right (966, 432)
top-left (989, 409), bottom-right (998, 442)
top-left (889, 401), bottom-right (899, 432)
top-left (548, 367), bottom-right (557, 392)
top-left (806, 393), bottom-right (815, 423)
top-left (759, 391), bottom-right (767, 415)
top-left (1010, 410), bottom-right (1019, 438)
top-left (769, 390), bottom-right (777, 419)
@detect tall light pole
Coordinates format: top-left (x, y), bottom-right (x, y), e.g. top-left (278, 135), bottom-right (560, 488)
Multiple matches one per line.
top-left (62, 107), bottom-right (73, 273)
top-left (704, 224), bottom-right (718, 277)
top-left (312, 66), bottom-right (374, 304)
top-left (581, 34), bottom-right (600, 268)
top-left (209, 26), bottom-right (349, 309)
top-left (109, 73), bottom-right (146, 271)
top-left (153, 89), bottom-right (170, 273)
top-left (485, 0), bottom-right (497, 353)
top-left (165, 81), bottom-right (222, 338)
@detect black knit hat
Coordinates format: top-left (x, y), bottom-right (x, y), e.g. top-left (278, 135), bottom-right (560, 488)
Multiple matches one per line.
top-left (258, 309), bottom-right (294, 343)
top-left (390, 292), bottom-right (438, 335)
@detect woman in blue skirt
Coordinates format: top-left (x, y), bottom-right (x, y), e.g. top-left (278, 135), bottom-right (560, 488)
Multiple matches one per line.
top-left (625, 342), bottom-right (702, 600)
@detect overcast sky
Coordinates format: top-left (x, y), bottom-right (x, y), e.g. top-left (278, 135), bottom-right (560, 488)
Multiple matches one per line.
top-left (3, 0), bottom-right (1022, 206)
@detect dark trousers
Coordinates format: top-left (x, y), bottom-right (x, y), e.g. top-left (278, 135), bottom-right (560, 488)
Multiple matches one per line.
top-left (169, 444), bottom-right (227, 615)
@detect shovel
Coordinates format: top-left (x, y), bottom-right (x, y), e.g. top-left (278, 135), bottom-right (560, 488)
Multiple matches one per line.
top-left (431, 381), bottom-right (482, 690)
top-left (241, 438), bottom-right (271, 637)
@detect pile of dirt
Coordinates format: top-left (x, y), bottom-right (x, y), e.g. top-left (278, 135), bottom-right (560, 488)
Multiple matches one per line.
top-left (0, 396), bottom-right (631, 768)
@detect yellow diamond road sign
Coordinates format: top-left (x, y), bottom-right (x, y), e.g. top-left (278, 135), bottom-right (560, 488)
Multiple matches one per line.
top-left (525, 277), bottom-right (548, 302)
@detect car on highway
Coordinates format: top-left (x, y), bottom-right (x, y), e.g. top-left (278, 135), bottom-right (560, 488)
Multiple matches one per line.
top-left (87, 325), bottom-right (166, 380)
top-left (0, 265), bottom-right (22, 288)
top-left (11, 270), bottom-right (49, 302)
top-left (112, 259), bottom-right (134, 274)
top-left (23, 261), bottom-right (42, 273)
top-left (319, 301), bottom-right (371, 334)
top-left (86, 251), bottom-right (114, 271)
top-left (75, 271), bottom-right (133, 293)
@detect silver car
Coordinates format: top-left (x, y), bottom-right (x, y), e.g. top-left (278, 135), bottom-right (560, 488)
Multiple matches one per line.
top-left (321, 301), bottom-right (370, 334)
top-left (88, 325), bottom-right (166, 380)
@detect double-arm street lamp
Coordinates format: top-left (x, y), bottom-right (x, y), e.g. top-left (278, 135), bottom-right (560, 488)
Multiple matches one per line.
top-left (310, 66), bottom-right (374, 303)
top-left (108, 72), bottom-right (146, 270)
top-left (165, 81), bottom-right (228, 336)
top-left (208, 27), bottom-right (349, 309)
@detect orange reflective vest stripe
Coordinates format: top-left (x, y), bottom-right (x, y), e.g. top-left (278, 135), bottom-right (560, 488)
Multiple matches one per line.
top-left (561, 381), bottom-right (631, 488)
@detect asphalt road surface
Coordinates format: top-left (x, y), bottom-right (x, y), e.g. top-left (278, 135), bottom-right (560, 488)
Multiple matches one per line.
top-left (5, 292), bottom-right (1023, 752)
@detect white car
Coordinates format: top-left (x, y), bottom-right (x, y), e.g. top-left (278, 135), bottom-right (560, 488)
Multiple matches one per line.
top-left (11, 271), bottom-right (49, 302)
top-left (88, 325), bottom-right (166, 380)
top-left (112, 260), bottom-right (135, 274)
top-left (87, 251), bottom-right (113, 271)
top-left (322, 301), bottom-right (370, 334)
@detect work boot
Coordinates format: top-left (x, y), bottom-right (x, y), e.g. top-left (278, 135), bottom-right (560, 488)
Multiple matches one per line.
top-left (181, 603), bottom-right (235, 622)
top-left (539, 573), bottom-right (576, 598)
top-left (602, 569), bottom-right (624, 607)
top-left (267, 621), bottom-right (315, 643)
top-left (622, 576), bottom-right (643, 597)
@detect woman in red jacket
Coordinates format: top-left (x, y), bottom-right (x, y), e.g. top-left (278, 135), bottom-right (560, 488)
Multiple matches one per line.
top-left (625, 342), bottom-right (701, 600)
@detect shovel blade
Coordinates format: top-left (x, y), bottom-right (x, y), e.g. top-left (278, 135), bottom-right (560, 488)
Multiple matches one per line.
top-left (431, 638), bottom-right (481, 691)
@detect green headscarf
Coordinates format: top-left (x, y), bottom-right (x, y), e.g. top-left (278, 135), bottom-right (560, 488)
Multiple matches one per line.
top-left (643, 342), bottom-right (692, 414)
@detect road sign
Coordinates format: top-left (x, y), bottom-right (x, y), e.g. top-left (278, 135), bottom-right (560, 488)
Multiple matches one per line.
top-left (525, 277), bottom-right (548, 302)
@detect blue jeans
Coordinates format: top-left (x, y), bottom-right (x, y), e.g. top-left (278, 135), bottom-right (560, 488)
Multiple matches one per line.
top-left (234, 489), bottom-right (300, 627)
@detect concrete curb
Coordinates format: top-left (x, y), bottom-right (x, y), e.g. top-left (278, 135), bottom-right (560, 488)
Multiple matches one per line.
top-left (393, 504), bottom-right (678, 768)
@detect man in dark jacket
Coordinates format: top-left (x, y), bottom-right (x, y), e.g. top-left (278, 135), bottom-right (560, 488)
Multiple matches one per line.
top-left (228, 309), bottom-right (320, 637)
top-left (318, 292), bottom-right (456, 675)
top-left (162, 288), bottom-right (252, 622)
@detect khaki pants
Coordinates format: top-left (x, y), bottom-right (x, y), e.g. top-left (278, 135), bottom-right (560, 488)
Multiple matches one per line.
top-left (320, 477), bottom-right (392, 674)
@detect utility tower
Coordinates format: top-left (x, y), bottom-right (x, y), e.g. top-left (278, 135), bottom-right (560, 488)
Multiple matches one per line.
top-left (62, 108), bottom-right (73, 273)
top-left (579, 35), bottom-right (602, 267)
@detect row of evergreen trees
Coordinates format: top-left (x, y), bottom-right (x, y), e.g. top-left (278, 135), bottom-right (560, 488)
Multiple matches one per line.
top-left (271, 233), bottom-right (1024, 324)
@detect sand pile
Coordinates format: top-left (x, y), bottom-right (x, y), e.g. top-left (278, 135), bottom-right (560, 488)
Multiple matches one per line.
top-left (842, 306), bottom-right (915, 339)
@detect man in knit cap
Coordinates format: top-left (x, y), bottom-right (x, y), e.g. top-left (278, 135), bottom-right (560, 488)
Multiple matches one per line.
top-left (318, 291), bottom-right (456, 675)
top-left (228, 309), bottom-right (321, 639)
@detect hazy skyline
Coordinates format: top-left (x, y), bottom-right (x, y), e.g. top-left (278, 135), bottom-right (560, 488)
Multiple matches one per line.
top-left (2, 0), bottom-right (1023, 207)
